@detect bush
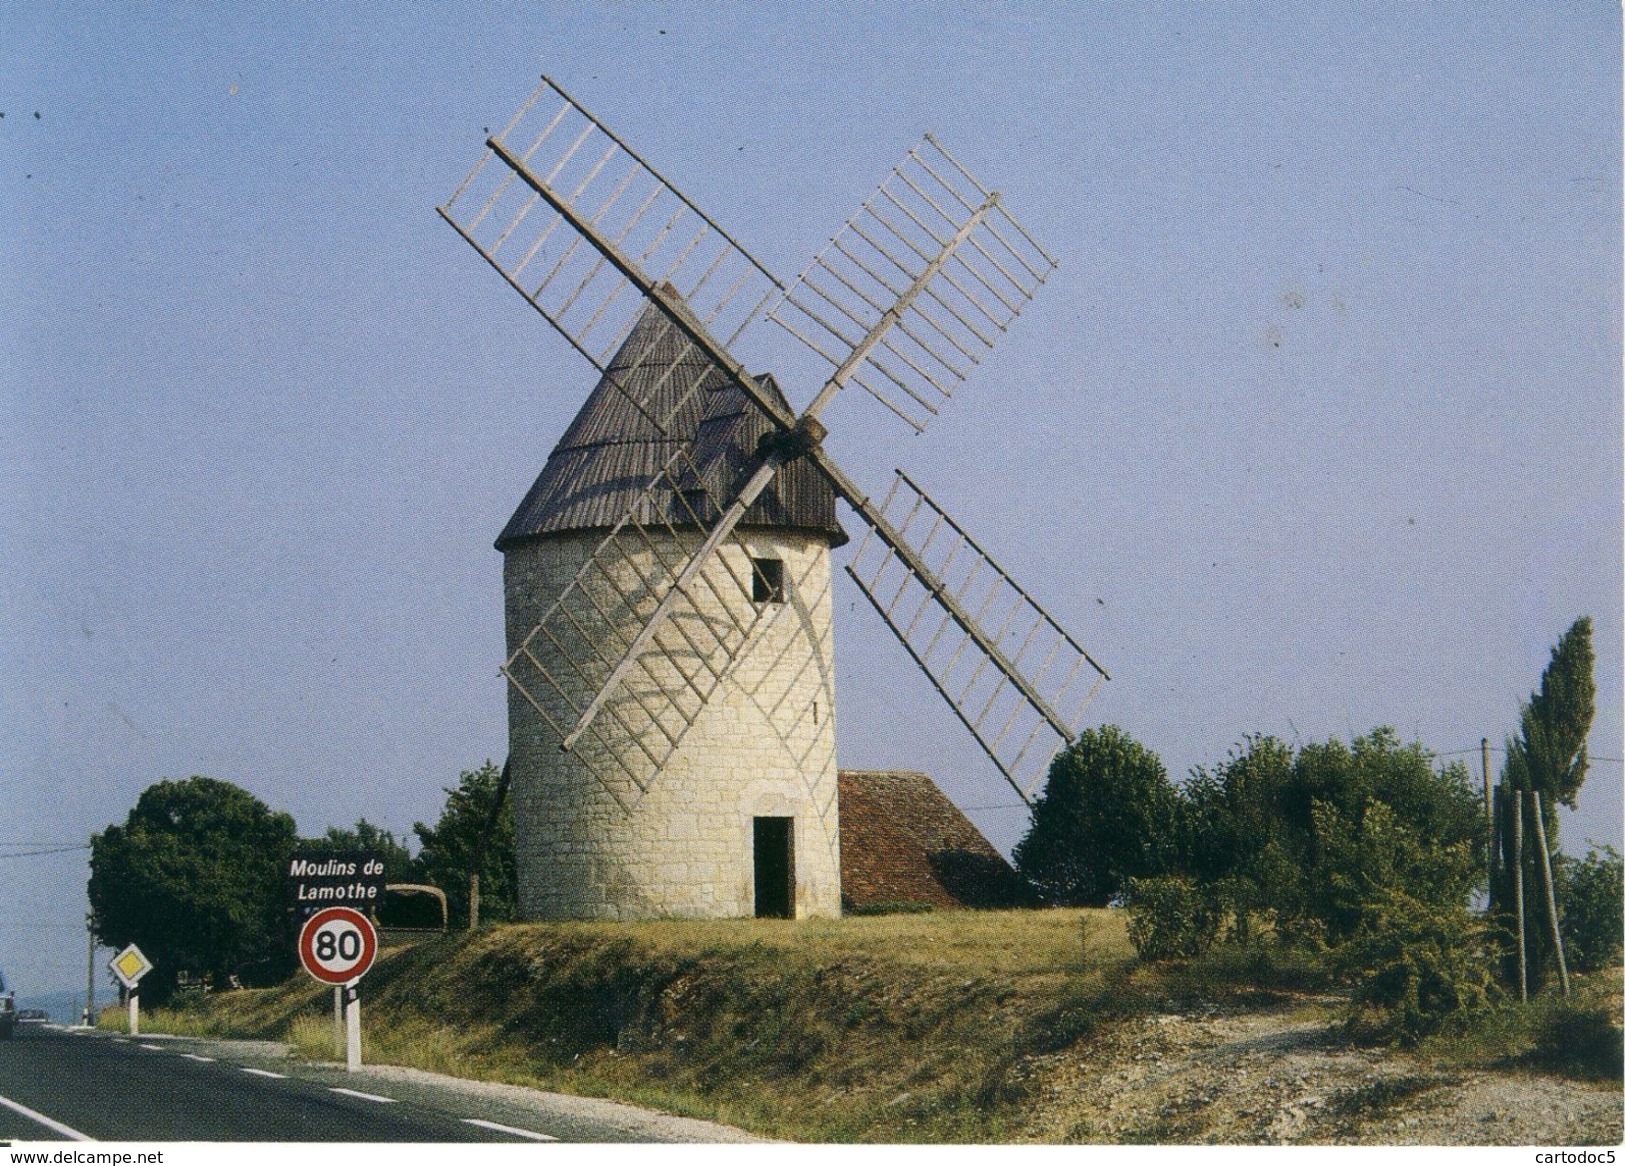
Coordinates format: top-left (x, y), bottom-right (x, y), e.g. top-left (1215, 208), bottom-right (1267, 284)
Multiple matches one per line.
top-left (1559, 844), bottom-right (1623, 974)
top-left (1125, 876), bottom-right (1220, 962)
top-left (1525, 1002), bottom-right (1624, 1080)
top-left (1180, 730), bottom-right (1482, 944)
top-left (1014, 726), bottom-right (1181, 907)
top-left (1335, 887), bottom-right (1497, 1045)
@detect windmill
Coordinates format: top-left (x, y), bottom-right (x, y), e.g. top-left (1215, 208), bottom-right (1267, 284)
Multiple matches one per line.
top-left (440, 77), bottom-right (1110, 920)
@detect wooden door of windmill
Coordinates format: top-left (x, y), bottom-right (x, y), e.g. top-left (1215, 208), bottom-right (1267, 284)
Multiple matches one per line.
top-left (753, 817), bottom-right (795, 918)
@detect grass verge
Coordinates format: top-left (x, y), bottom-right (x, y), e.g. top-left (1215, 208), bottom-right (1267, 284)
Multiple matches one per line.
top-left (123, 911), bottom-right (1619, 1142)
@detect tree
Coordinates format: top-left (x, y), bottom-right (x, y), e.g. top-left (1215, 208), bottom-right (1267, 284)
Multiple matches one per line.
top-left (1506, 616), bottom-right (1596, 810)
top-left (302, 819), bottom-right (422, 884)
top-left (1493, 617), bottom-right (1597, 993)
top-left (1180, 729), bottom-right (1480, 944)
top-left (1013, 726), bottom-right (1181, 906)
top-left (1558, 844), bottom-right (1624, 974)
top-left (89, 777), bottom-right (298, 1002)
top-left (413, 762), bottom-right (516, 928)
top-left (1180, 735), bottom-right (1297, 938)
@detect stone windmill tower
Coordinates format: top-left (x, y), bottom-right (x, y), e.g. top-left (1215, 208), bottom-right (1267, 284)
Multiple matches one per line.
top-left (441, 78), bottom-right (1110, 921)
top-left (495, 302), bottom-right (848, 919)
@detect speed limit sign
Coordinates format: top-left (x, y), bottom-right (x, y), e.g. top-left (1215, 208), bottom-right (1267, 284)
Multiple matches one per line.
top-left (298, 906), bottom-right (378, 985)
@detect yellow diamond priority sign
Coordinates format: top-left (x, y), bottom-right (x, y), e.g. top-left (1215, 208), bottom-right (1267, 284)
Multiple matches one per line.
top-left (110, 944), bottom-right (153, 989)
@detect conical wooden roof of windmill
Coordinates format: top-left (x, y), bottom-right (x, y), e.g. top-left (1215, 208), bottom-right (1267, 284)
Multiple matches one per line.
top-left (496, 296), bottom-right (846, 551)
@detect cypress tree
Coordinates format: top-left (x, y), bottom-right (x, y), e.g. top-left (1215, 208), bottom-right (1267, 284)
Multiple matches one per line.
top-left (1494, 617), bottom-right (1595, 993)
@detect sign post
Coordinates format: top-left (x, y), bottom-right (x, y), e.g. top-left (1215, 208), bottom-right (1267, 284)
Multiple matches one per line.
top-left (297, 906), bottom-right (378, 1071)
top-left (108, 945), bottom-right (153, 1036)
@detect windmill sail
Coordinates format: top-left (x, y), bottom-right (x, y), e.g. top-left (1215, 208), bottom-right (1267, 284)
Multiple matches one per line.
top-left (438, 76), bottom-right (781, 383)
top-left (842, 470), bottom-right (1109, 804)
top-left (526, 136), bottom-right (1057, 764)
top-left (769, 135), bottom-right (1057, 432)
top-left (446, 77), bottom-right (1108, 814)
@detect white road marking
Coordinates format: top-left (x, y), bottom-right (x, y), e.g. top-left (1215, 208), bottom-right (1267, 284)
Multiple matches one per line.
top-left (240, 1068), bottom-right (287, 1079)
top-left (462, 1117), bottom-right (559, 1142)
top-left (0, 1091), bottom-right (92, 1141)
top-left (138, 1043), bottom-right (163, 1051)
top-left (329, 1087), bottom-right (397, 1104)
top-left (111, 1038), bottom-right (129, 1044)
top-left (179, 1053), bottom-right (216, 1062)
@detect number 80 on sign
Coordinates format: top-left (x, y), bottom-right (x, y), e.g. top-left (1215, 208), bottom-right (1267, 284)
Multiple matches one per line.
top-left (298, 906), bottom-right (378, 985)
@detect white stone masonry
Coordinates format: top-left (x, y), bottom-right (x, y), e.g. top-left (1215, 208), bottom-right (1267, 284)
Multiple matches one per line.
top-left (503, 528), bottom-right (841, 919)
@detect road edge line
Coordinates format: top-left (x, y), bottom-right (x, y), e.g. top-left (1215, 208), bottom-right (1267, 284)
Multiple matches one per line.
top-left (462, 1117), bottom-right (560, 1142)
top-left (0, 1091), bottom-right (93, 1142)
top-left (328, 1087), bottom-right (397, 1104)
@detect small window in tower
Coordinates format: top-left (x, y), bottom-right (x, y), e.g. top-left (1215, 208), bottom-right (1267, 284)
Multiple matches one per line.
top-left (751, 557), bottom-right (785, 604)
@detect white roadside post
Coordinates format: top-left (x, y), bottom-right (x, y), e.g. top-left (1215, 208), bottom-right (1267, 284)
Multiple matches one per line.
top-left (297, 906), bottom-right (378, 1072)
top-left (345, 981), bottom-right (362, 1071)
top-left (108, 945), bottom-right (153, 1036)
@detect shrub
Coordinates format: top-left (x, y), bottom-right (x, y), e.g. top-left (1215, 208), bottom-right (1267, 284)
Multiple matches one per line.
top-left (1559, 844), bottom-right (1623, 974)
top-left (1014, 726), bottom-right (1181, 907)
top-left (1180, 730), bottom-right (1482, 944)
top-left (1334, 887), bottom-right (1497, 1045)
top-left (1525, 1002), bottom-right (1624, 1080)
top-left (1125, 876), bottom-right (1220, 962)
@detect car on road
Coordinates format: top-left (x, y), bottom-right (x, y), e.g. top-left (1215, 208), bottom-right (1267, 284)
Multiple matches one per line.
top-left (0, 969), bottom-right (15, 1039)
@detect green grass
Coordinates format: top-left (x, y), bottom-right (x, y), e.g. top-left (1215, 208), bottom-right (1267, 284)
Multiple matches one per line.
top-left (1419, 969), bottom-right (1623, 1082)
top-left (125, 911), bottom-right (1620, 1142)
top-left (128, 910), bottom-right (1141, 1140)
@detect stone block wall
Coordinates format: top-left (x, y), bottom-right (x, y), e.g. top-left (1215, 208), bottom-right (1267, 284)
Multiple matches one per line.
top-left (503, 527), bottom-right (840, 919)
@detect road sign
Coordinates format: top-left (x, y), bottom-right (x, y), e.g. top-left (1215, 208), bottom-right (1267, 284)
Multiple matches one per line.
top-left (297, 906), bottom-right (378, 986)
top-left (287, 850), bottom-right (387, 914)
top-left (109, 944), bottom-right (152, 990)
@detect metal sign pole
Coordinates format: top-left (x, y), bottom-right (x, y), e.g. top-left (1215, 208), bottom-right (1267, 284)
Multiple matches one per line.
top-left (333, 986), bottom-right (344, 1057)
top-left (345, 982), bottom-right (361, 1071)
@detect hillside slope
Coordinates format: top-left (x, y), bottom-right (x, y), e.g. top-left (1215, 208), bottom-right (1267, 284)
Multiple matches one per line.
top-left (141, 911), bottom-right (1622, 1144)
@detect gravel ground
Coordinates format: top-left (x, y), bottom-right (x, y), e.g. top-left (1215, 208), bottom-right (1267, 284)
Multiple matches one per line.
top-left (1014, 996), bottom-right (1623, 1145)
top-left (143, 1008), bottom-right (1621, 1145)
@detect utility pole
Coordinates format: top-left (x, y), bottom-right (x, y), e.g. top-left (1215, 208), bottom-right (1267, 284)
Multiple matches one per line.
top-left (1512, 782), bottom-right (1528, 1002)
top-left (1481, 738), bottom-right (1493, 835)
top-left (84, 912), bottom-right (95, 1027)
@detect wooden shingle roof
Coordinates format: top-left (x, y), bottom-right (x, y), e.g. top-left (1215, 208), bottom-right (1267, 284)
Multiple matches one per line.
top-left (838, 770), bottom-right (1039, 911)
top-left (496, 302), bottom-right (846, 551)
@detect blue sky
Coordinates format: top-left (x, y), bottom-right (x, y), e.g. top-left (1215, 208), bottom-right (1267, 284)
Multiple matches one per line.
top-left (2, 2), bottom-right (1619, 995)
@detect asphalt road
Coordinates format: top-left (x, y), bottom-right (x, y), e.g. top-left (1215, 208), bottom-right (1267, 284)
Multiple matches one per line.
top-left (0, 1022), bottom-right (745, 1143)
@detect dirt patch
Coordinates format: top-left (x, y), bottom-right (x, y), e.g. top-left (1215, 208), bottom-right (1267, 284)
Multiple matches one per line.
top-left (1012, 995), bottom-right (1622, 1144)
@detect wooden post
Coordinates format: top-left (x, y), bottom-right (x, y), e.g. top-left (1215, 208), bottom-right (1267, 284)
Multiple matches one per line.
top-left (469, 872), bottom-right (481, 931)
top-left (1529, 789), bottom-right (1571, 998)
top-left (1481, 739), bottom-right (1493, 838)
top-left (1488, 784), bottom-right (1501, 914)
top-left (85, 914), bottom-right (96, 1028)
top-left (1512, 784), bottom-right (1528, 1002)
